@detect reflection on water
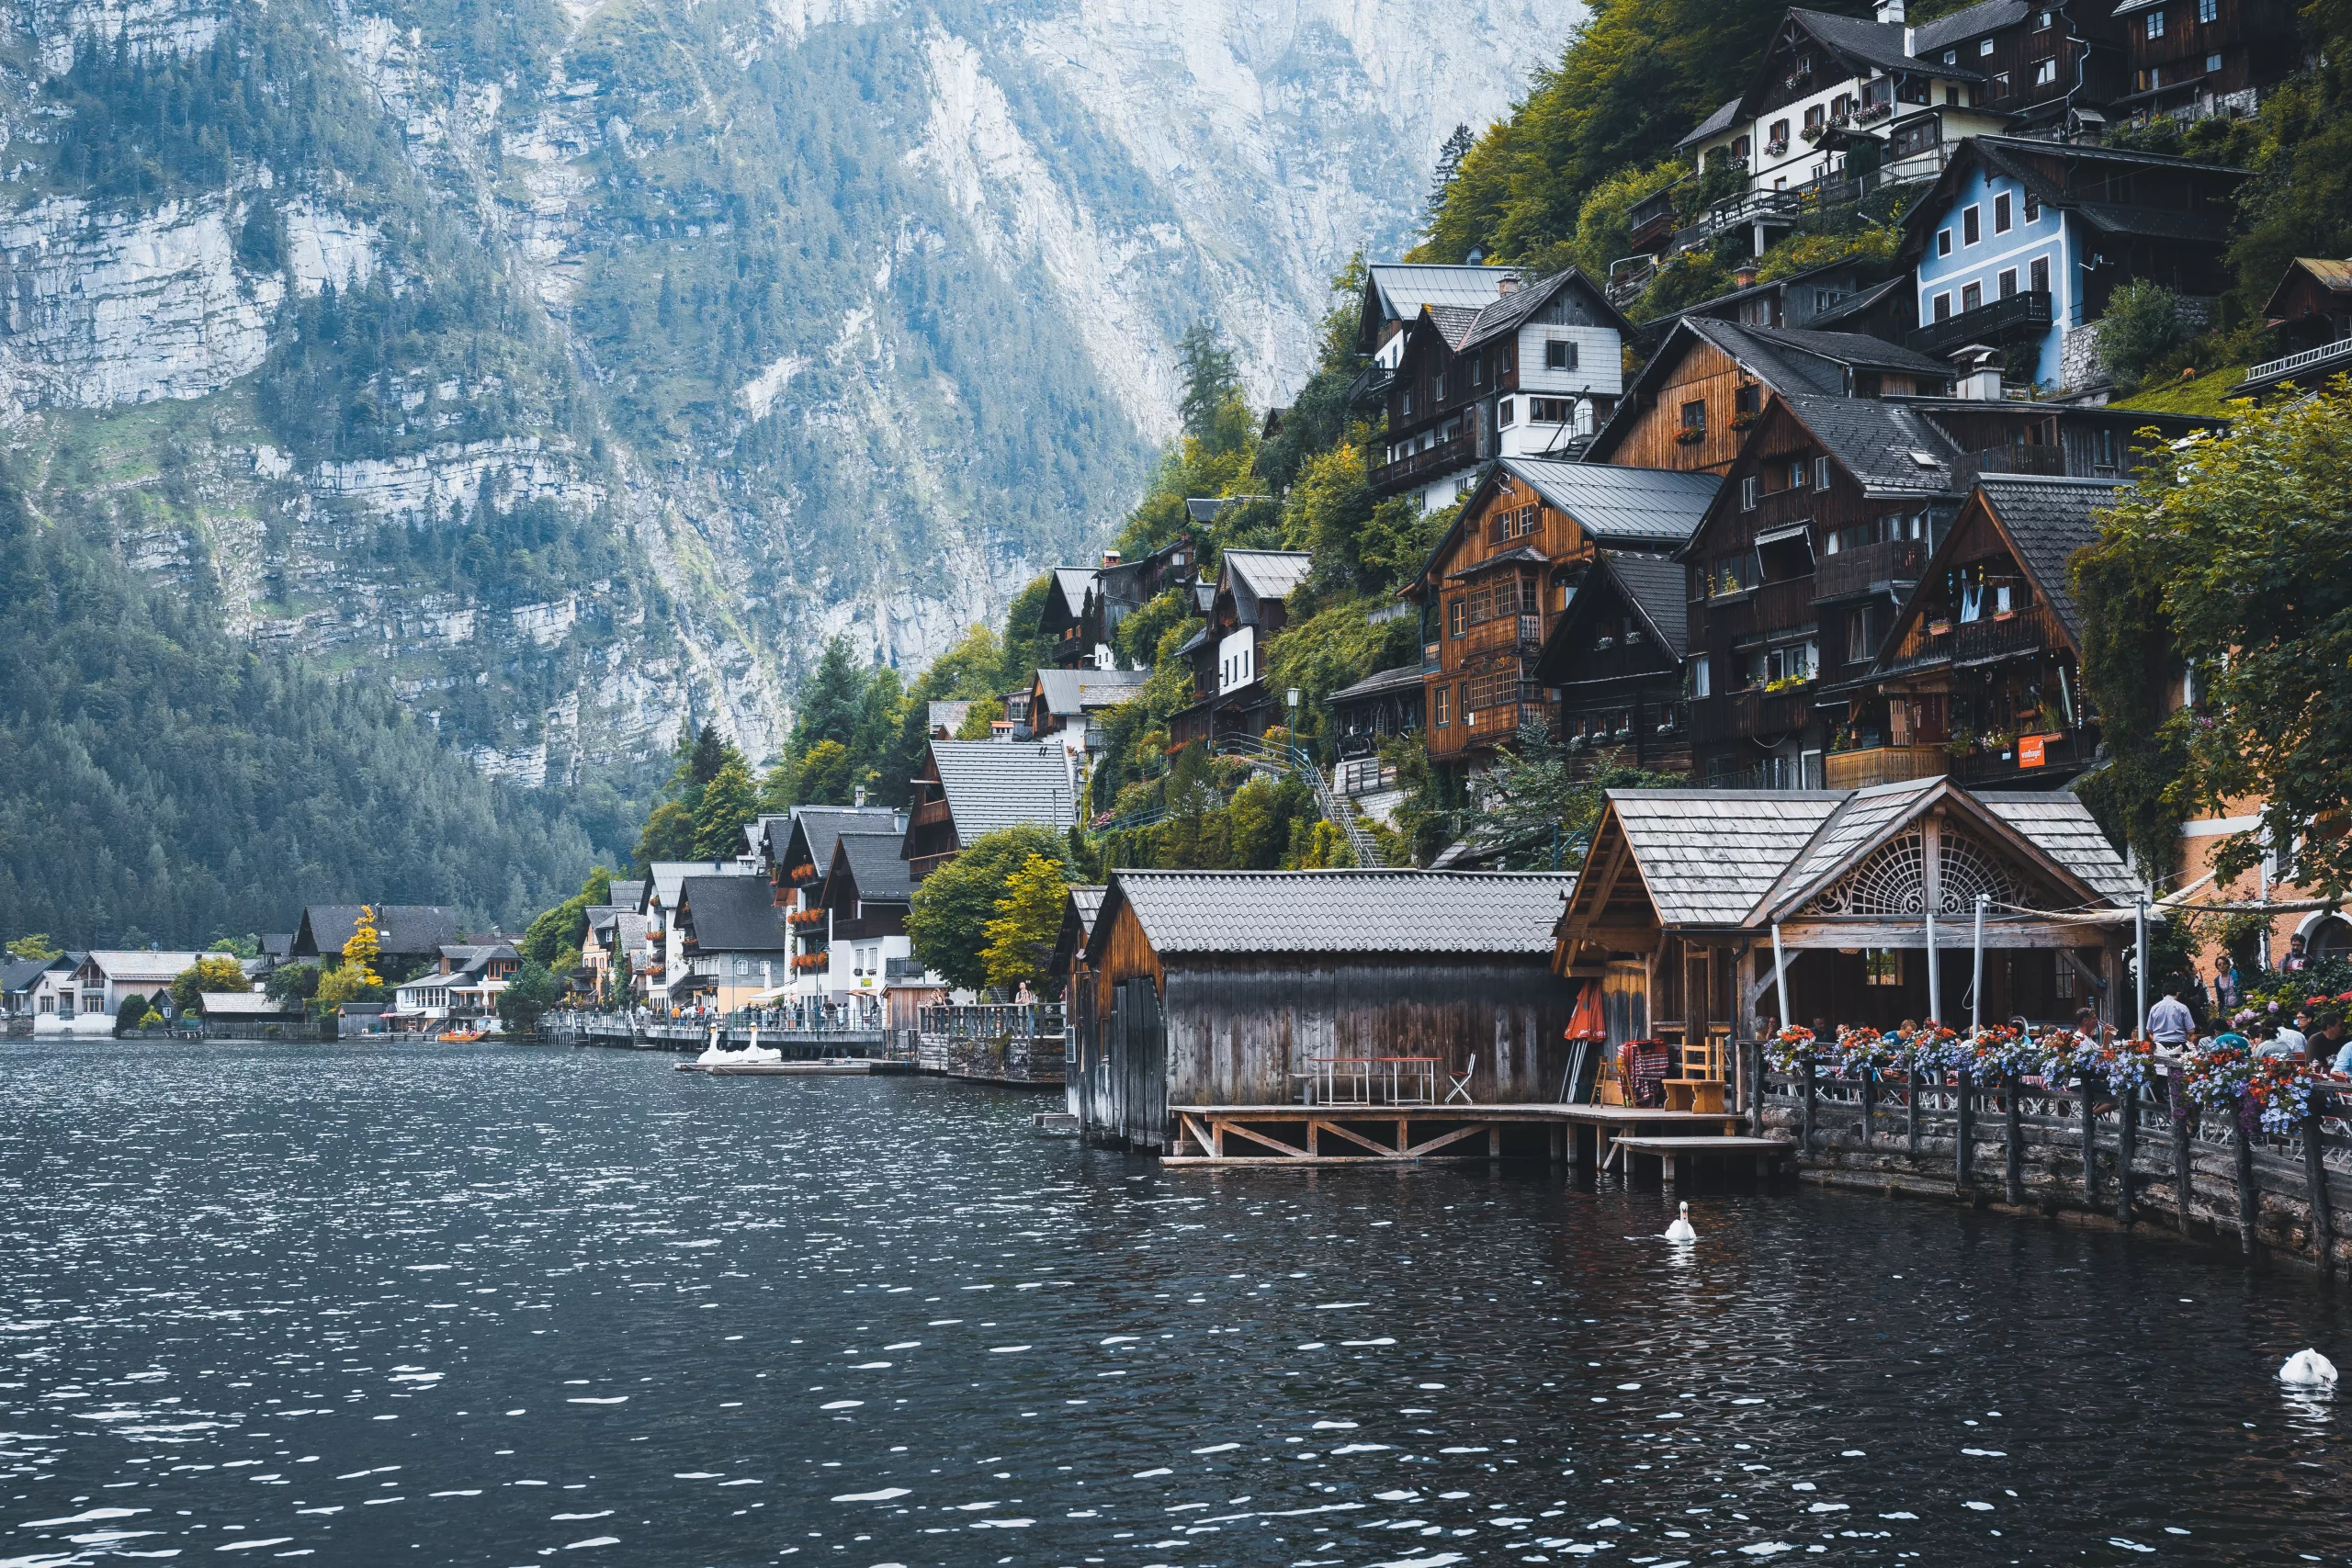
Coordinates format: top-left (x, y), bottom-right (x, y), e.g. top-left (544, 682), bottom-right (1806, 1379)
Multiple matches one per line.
top-left (0, 1040), bottom-right (2346, 1565)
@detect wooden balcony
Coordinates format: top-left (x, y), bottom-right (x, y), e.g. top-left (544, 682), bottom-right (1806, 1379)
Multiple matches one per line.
top-left (1907, 288), bottom-right (2052, 357)
top-left (1371, 432), bottom-right (1477, 495)
top-left (1815, 538), bottom-right (1926, 603)
top-left (1881, 604), bottom-right (2068, 673)
top-left (1825, 744), bottom-right (1949, 791)
top-left (1690, 687), bottom-right (1815, 746)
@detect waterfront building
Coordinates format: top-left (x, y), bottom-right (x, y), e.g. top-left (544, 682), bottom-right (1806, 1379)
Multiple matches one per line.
top-left (1896, 136), bottom-right (2247, 390)
top-left (0, 953), bottom-right (73, 1019)
top-left (582, 906), bottom-right (649, 1004)
top-left (71, 952), bottom-right (207, 1016)
top-left (900, 740), bottom-right (1080, 881)
top-left (812, 833), bottom-right (919, 1020)
top-left (1071, 869), bottom-right (1581, 1152)
top-left (290, 905), bottom-right (462, 975)
top-left (762, 804), bottom-right (900, 998)
top-left (673, 874), bottom-right (792, 1014)
top-left (1168, 549), bottom-right (1315, 749)
top-left (1554, 777), bottom-right (2139, 1046)
top-left (638, 861), bottom-right (757, 1008)
top-left (198, 992), bottom-right (306, 1037)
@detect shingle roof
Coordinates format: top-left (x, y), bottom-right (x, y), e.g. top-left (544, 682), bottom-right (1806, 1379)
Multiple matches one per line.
top-left (1676, 96), bottom-right (1744, 150)
top-left (928, 741), bottom-right (1079, 841)
top-left (1608, 791), bottom-right (1846, 926)
top-left (294, 905), bottom-right (461, 959)
top-left (1328, 663), bottom-right (1428, 705)
top-left (1069, 884), bottom-right (1107, 931)
top-left (1601, 553), bottom-right (1691, 660)
top-left (1780, 392), bottom-right (1964, 497)
top-left (1368, 264), bottom-right (1522, 321)
top-left (83, 951), bottom-right (212, 984)
top-left (1424, 303), bottom-right (1486, 349)
top-left (680, 874), bottom-right (788, 953)
top-left (833, 832), bottom-right (914, 904)
top-left (1507, 458), bottom-right (1722, 545)
top-left (1752, 777), bottom-right (1946, 916)
top-left (0, 955), bottom-right (60, 994)
top-left (1457, 269), bottom-right (1631, 350)
top-left (1034, 667), bottom-right (1151, 718)
top-left (607, 880), bottom-right (646, 914)
top-left (1978, 794), bottom-right (2141, 902)
top-left (1974, 474), bottom-right (2119, 645)
top-left (1787, 7), bottom-right (1984, 79)
top-left (1097, 870), bottom-right (1578, 958)
top-left (1909, 0), bottom-right (2030, 51)
top-left (647, 862), bottom-right (747, 910)
top-left (1699, 320), bottom-right (1956, 384)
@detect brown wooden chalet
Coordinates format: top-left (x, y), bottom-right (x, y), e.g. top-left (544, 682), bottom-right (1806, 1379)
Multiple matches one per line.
top-left (1554, 779), bottom-right (2141, 1050)
top-left (2111, 0), bottom-right (2298, 121)
top-left (2240, 257), bottom-right (2352, 396)
top-left (1860, 473), bottom-right (2116, 791)
top-left (900, 739), bottom-right (1079, 880)
top-left (1038, 565), bottom-right (1106, 669)
top-left (1413, 457), bottom-right (1721, 772)
top-left (819, 832), bottom-right (914, 949)
top-left (1585, 319), bottom-right (1956, 478)
top-left (1169, 548), bottom-right (1313, 749)
top-left (1374, 269), bottom-right (1632, 513)
top-left (1530, 550), bottom-right (1695, 775)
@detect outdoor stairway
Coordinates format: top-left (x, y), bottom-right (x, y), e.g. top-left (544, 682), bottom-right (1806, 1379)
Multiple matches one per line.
top-left (1217, 735), bottom-right (1383, 866)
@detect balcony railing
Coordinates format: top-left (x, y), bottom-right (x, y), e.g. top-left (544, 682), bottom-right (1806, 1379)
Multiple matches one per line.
top-left (1825, 744), bottom-right (1949, 791)
top-left (1882, 603), bottom-right (2067, 672)
top-left (1951, 728), bottom-right (2094, 784)
top-left (1371, 432), bottom-right (1477, 493)
top-left (2240, 334), bottom-right (2352, 390)
top-left (1963, 444), bottom-right (2071, 478)
top-left (1815, 538), bottom-right (1926, 602)
top-left (1690, 687), bottom-right (1815, 746)
top-left (1907, 289), bottom-right (2052, 356)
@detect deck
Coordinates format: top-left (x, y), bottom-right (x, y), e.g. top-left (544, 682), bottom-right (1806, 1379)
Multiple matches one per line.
top-left (1163, 1102), bottom-right (1750, 1170)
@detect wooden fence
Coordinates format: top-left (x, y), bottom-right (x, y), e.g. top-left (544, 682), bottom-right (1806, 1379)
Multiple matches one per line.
top-left (1753, 1055), bottom-right (2352, 1276)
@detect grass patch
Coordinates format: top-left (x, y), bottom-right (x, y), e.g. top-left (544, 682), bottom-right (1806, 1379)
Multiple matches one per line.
top-left (2110, 366), bottom-right (2256, 420)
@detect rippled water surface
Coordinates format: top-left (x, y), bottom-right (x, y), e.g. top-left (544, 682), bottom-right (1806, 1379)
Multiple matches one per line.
top-left (3, 1041), bottom-right (2348, 1566)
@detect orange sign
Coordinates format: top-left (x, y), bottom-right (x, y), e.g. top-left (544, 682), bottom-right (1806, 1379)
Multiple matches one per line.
top-left (2018, 733), bottom-right (2047, 768)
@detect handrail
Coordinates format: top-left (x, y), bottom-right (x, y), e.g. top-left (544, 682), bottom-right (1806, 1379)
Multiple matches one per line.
top-left (2242, 335), bottom-right (2352, 386)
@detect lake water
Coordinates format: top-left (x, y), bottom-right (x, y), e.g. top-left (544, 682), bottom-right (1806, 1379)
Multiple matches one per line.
top-left (1, 1040), bottom-right (2346, 1567)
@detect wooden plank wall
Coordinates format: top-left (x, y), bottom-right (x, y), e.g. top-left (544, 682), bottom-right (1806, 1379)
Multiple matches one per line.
top-left (1607, 340), bottom-right (1753, 475)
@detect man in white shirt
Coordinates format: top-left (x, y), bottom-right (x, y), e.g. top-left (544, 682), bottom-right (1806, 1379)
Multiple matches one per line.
top-left (2146, 987), bottom-right (2195, 1048)
top-left (2274, 1009), bottom-right (2310, 1060)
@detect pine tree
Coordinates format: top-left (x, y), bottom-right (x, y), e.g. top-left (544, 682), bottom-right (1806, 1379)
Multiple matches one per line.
top-left (1177, 321), bottom-right (1241, 441)
top-left (1427, 122), bottom-right (1476, 220)
top-left (692, 756), bottom-right (758, 861)
top-left (795, 638), bottom-right (865, 750)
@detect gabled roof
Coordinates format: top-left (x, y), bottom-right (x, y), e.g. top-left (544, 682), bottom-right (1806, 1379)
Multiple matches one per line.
top-left (1605, 792), bottom-right (1845, 926)
top-left (1222, 549), bottom-right (1315, 621)
top-left (1504, 458), bottom-right (1722, 546)
top-left (1360, 264), bottom-right (1523, 350)
top-left (1773, 8), bottom-right (1984, 85)
top-left (1042, 568), bottom-right (1099, 632)
top-left (1977, 794), bottom-right (2142, 902)
top-left (1033, 666), bottom-right (1151, 718)
top-left (1909, 0), bottom-right (2031, 51)
top-left (646, 861), bottom-right (746, 911)
top-left (1, 954), bottom-right (66, 994)
top-left (1459, 268), bottom-right (1634, 349)
top-left (1806, 276), bottom-right (1911, 332)
top-left (259, 932), bottom-right (295, 962)
top-left (200, 991), bottom-right (300, 1017)
top-left (1676, 96), bottom-right (1744, 150)
top-left (2263, 256), bottom-right (2352, 319)
top-left (679, 874), bottom-right (789, 953)
top-left (293, 905), bottom-right (462, 959)
top-left (1601, 552), bottom-right (1692, 660)
top-left (1328, 663), bottom-right (1428, 705)
top-left (782, 806), bottom-right (899, 878)
top-left (1874, 475), bottom-right (2119, 664)
top-left (830, 831), bottom-right (915, 905)
top-left (1091, 870), bottom-right (1578, 960)
top-left (1898, 136), bottom-right (2249, 264)
top-left (924, 741), bottom-right (1079, 843)
top-left (1048, 885), bottom-right (1109, 981)
top-left (1777, 392), bottom-right (1965, 499)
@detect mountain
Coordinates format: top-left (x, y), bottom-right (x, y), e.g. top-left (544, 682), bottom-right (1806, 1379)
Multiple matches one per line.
top-left (0, 0), bottom-right (1570, 794)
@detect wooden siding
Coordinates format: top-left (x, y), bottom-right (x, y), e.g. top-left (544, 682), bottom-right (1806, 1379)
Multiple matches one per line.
top-left (1425, 470), bottom-right (1591, 762)
top-left (1603, 339), bottom-right (1756, 475)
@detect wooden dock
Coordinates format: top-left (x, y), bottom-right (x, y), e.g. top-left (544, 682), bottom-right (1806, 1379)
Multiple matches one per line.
top-left (1162, 1102), bottom-right (1751, 1169)
top-left (674, 1060), bottom-right (916, 1077)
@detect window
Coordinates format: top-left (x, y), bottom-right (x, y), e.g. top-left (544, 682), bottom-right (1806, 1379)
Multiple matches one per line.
top-left (1471, 355), bottom-right (1484, 387)
top-left (2030, 256), bottom-right (2050, 293)
top-left (1769, 117), bottom-right (1790, 148)
top-left (1434, 370), bottom-right (1446, 401)
top-left (1865, 950), bottom-right (1905, 986)
top-left (1992, 71), bottom-right (2011, 96)
top-left (1999, 267), bottom-right (2018, 298)
top-left (2024, 189), bottom-right (2041, 223)
top-left (2093, 426), bottom-right (2118, 470)
top-left (1498, 397), bottom-right (1515, 428)
top-left (1433, 685), bottom-right (1450, 727)
top-left (2145, 9), bottom-right (2164, 37)
top-left (1962, 281), bottom-right (1983, 311)
top-left (1786, 459), bottom-right (1806, 491)
top-left (1934, 292), bottom-right (1953, 321)
top-left (1845, 605), bottom-right (1877, 661)
top-left (1458, 681), bottom-right (1472, 724)
top-left (1544, 338), bottom-right (1577, 371)
top-left (2034, 57), bottom-right (2058, 85)
top-left (1804, 104), bottom-right (1825, 130)
top-left (1500, 342), bottom-right (1513, 372)
top-left (2206, 51), bottom-right (2222, 71)
top-left (1943, 48), bottom-right (1958, 63)
top-left (1736, 383), bottom-right (1761, 420)
top-left (1688, 655), bottom-right (1713, 699)
top-left (1708, 555), bottom-right (1755, 597)
top-left (1400, 386), bottom-right (1413, 416)
top-left (2036, 8), bottom-right (2053, 27)
top-left (1448, 598), bottom-right (1464, 637)
top-left (1527, 397), bottom-right (1572, 423)
top-left (1741, 475), bottom-right (1759, 510)
top-left (1937, 228), bottom-right (1953, 257)
top-left (1981, 37), bottom-right (1996, 54)
top-left (1962, 205), bottom-right (1982, 245)
top-left (1680, 399), bottom-right (1707, 434)
top-left (1814, 455), bottom-right (1833, 491)
top-left (2198, 0), bottom-right (2216, 20)
top-left (1995, 191), bottom-right (2012, 232)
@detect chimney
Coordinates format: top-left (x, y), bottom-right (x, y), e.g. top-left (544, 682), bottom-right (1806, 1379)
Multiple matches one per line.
top-left (1948, 344), bottom-right (2003, 400)
top-left (1101, 548), bottom-right (1121, 568)
top-left (1497, 272), bottom-right (1521, 296)
top-left (854, 784), bottom-right (867, 808)
top-left (1735, 263), bottom-right (1760, 288)
top-left (1874, 0), bottom-right (1905, 22)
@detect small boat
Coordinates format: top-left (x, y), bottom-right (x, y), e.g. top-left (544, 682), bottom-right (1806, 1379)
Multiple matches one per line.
top-left (438, 1026), bottom-right (486, 1043)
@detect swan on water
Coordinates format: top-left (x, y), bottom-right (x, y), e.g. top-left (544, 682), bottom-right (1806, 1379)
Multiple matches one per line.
top-left (2279, 1348), bottom-right (2338, 1387)
top-left (1665, 1201), bottom-right (1697, 1242)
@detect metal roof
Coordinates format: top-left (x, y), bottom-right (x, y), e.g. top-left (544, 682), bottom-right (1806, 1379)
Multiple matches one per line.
top-left (1507, 458), bottom-right (1722, 545)
top-left (1368, 264), bottom-right (1521, 320)
top-left (1097, 870), bottom-right (1577, 958)
top-left (831, 831), bottom-right (914, 904)
top-left (1328, 663), bottom-right (1427, 704)
top-left (1224, 548), bottom-right (1315, 608)
top-left (928, 741), bottom-right (1079, 841)
top-left (1034, 667), bottom-right (1151, 718)
top-left (679, 874), bottom-right (789, 953)
top-left (1676, 96), bottom-right (1743, 150)
top-left (81, 951), bottom-right (214, 984)
top-left (647, 861), bottom-right (751, 910)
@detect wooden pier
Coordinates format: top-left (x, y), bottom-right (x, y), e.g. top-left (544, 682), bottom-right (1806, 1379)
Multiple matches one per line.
top-left (1162, 1101), bottom-right (1781, 1175)
top-left (673, 1060), bottom-right (917, 1077)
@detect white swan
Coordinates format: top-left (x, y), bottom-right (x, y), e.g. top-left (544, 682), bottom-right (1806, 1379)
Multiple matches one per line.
top-left (1665, 1201), bottom-right (1697, 1242)
top-left (2279, 1348), bottom-right (2338, 1387)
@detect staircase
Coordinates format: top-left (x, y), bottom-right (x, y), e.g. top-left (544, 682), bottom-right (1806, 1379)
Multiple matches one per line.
top-left (1216, 736), bottom-right (1383, 867)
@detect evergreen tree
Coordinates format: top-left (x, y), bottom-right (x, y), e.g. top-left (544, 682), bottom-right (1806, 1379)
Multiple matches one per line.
top-left (1177, 321), bottom-right (1242, 442)
top-left (795, 638), bottom-right (866, 750)
top-left (1427, 122), bottom-right (1476, 221)
top-left (692, 756), bottom-right (758, 860)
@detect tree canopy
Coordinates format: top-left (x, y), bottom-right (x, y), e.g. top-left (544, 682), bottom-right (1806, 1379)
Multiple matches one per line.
top-left (979, 852), bottom-right (1077, 994)
top-left (908, 826), bottom-right (1072, 993)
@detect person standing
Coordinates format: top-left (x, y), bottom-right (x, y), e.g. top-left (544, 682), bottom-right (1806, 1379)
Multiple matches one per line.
top-left (2146, 985), bottom-right (2196, 1049)
top-left (2211, 954), bottom-right (2238, 1013)
top-left (2282, 932), bottom-right (2310, 973)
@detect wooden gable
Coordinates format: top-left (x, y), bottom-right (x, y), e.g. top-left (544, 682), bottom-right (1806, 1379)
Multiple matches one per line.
top-left (1602, 334), bottom-right (1756, 475)
top-left (1443, 468), bottom-right (1593, 587)
top-left (1554, 804), bottom-right (1665, 967)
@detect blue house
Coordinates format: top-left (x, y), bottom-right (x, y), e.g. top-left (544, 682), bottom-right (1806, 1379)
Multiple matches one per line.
top-left (1896, 136), bottom-right (2246, 392)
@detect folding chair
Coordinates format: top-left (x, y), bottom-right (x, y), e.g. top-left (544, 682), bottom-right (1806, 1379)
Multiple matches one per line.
top-left (1445, 1054), bottom-right (1476, 1104)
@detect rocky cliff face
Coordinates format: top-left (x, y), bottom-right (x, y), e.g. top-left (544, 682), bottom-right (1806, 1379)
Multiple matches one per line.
top-left (0, 0), bottom-right (1567, 786)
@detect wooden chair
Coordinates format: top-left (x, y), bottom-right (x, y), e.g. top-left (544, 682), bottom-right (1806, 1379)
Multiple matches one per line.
top-left (1662, 1029), bottom-right (1728, 1113)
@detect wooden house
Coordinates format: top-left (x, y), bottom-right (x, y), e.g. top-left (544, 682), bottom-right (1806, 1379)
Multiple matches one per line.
top-left (900, 740), bottom-right (1079, 880)
top-left (1327, 663), bottom-right (1425, 794)
top-left (1530, 550), bottom-right (1694, 774)
top-left (1861, 473), bottom-right (2114, 790)
top-left (1023, 667), bottom-right (1151, 757)
top-left (1074, 870), bottom-right (1581, 1152)
top-left (1374, 269), bottom-right (1631, 513)
top-left (1414, 457), bottom-right (1721, 772)
top-left (2241, 257), bottom-right (2352, 396)
top-left (1052, 884), bottom-right (1109, 1108)
top-left (2112, 0), bottom-right (2299, 122)
top-left (816, 832), bottom-right (917, 1007)
top-left (673, 874), bottom-right (790, 1012)
top-left (1087, 534), bottom-right (1207, 660)
top-left (1555, 778), bottom-right (2140, 1050)
top-left (1038, 567), bottom-right (1105, 669)
top-left (1169, 548), bottom-right (1314, 749)
top-left (763, 806), bottom-right (898, 993)
top-left (1585, 319), bottom-right (1955, 477)
top-left (1664, 257), bottom-right (1905, 334)
top-left (292, 904), bottom-right (462, 974)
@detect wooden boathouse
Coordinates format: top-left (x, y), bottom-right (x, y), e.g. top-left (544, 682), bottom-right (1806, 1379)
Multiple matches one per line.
top-left (1069, 869), bottom-right (1582, 1152)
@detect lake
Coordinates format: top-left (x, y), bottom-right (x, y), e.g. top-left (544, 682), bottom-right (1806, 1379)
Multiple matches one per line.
top-left (1, 1040), bottom-right (2346, 1565)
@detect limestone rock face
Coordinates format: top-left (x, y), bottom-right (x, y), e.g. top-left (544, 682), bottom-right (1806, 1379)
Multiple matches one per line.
top-left (0, 0), bottom-right (1568, 785)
